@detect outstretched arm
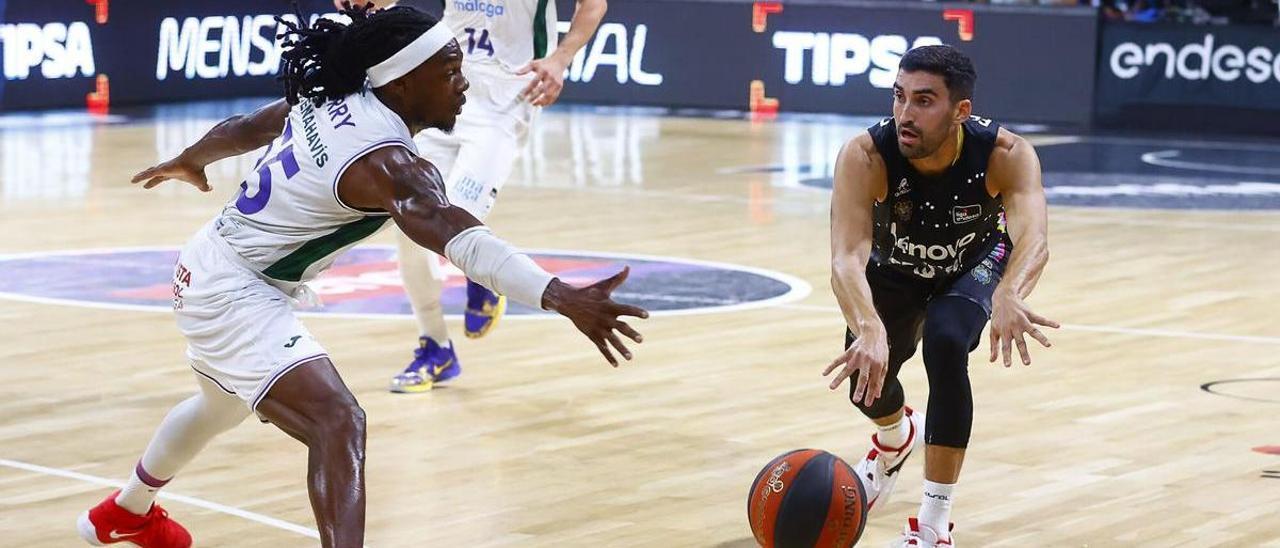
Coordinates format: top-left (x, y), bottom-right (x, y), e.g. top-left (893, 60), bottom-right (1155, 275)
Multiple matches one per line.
top-left (131, 99), bottom-right (290, 191)
top-left (340, 146), bottom-right (649, 366)
top-left (824, 134), bottom-right (891, 405)
top-left (985, 129), bottom-right (1059, 367)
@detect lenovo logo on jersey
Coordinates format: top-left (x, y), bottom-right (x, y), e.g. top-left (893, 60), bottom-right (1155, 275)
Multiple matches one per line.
top-left (559, 22), bottom-right (663, 86)
top-left (891, 222), bottom-right (977, 261)
top-left (0, 22), bottom-right (95, 80)
top-left (1109, 34), bottom-right (1280, 84)
top-left (772, 32), bottom-right (942, 88)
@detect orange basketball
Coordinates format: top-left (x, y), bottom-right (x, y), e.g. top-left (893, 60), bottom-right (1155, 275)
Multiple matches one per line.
top-left (747, 449), bottom-right (868, 548)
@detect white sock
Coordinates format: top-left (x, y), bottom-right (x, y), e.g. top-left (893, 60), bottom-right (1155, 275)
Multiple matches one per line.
top-left (876, 413), bottom-right (910, 451)
top-left (397, 230), bottom-right (450, 343)
top-left (116, 381), bottom-right (250, 515)
top-left (918, 480), bottom-right (955, 540)
top-left (116, 463), bottom-right (167, 515)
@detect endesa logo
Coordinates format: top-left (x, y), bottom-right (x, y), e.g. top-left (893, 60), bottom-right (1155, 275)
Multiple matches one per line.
top-left (1109, 33), bottom-right (1280, 84)
top-left (772, 32), bottom-right (942, 88)
top-left (0, 22), bottom-right (96, 80)
top-left (558, 21), bottom-right (663, 86)
top-left (155, 13), bottom-right (341, 81)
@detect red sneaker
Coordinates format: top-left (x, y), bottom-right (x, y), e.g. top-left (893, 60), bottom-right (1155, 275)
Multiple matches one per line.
top-left (77, 490), bottom-right (191, 547)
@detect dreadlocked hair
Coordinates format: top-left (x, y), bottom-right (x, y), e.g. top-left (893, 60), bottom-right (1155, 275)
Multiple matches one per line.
top-left (276, 1), bottom-right (440, 106)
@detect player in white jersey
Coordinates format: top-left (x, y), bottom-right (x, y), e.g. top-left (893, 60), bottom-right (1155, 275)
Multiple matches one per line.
top-left (355, 0), bottom-right (608, 393)
top-left (77, 6), bottom-right (644, 547)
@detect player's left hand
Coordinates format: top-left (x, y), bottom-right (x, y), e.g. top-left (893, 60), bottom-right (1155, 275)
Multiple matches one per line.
top-left (131, 153), bottom-right (210, 192)
top-left (517, 54), bottom-right (571, 107)
top-left (989, 288), bottom-right (1059, 368)
top-left (541, 267), bottom-right (649, 367)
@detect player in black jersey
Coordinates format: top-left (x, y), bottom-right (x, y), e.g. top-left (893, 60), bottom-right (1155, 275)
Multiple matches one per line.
top-left (824, 45), bottom-right (1058, 546)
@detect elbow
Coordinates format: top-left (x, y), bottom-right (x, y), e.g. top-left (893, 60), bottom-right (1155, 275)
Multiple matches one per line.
top-left (830, 256), bottom-right (849, 278)
top-left (830, 253), bottom-right (864, 281)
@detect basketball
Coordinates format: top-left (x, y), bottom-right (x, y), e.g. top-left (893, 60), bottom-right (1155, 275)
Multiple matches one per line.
top-left (747, 449), bottom-right (868, 548)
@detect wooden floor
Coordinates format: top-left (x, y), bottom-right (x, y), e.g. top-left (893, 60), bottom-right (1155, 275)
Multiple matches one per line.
top-left (1, 105), bottom-right (1279, 547)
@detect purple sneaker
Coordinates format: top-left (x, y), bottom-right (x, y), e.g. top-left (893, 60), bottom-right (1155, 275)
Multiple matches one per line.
top-left (464, 279), bottom-right (506, 339)
top-left (389, 337), bottom-right (460, 393)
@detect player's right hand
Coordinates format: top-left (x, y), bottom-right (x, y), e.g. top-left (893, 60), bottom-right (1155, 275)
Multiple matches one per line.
top-left (541, 267), bottom-right (649, 367)
top-left (823, 326), bottom-right (889, 406)
top-left (131, 154), bottom-right (210, 192)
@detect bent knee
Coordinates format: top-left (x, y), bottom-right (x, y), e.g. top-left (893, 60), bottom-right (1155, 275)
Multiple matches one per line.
top-left (923, 328), bottom-right (972, 360)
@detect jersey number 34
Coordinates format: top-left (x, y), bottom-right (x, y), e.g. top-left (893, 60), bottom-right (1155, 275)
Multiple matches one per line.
top-left (464, 28), bottom-right (494, 57)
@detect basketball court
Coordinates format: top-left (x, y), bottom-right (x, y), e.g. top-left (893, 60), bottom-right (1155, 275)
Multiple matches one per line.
top-left (1, 101), bottom-right (1278, 546)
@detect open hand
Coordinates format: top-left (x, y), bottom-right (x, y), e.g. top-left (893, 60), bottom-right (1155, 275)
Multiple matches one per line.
top-left (131, 154), bottom-right (210, 192)
top-left (517, 55), bottom-right (571, 107)
top-left (542, 267), bottom-right (649, 366)
top-left (989, 289), bottom-right (1059, 367)
top-left (823, 328), bottom-right (889, 406)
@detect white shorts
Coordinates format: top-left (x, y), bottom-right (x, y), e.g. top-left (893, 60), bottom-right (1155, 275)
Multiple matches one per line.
top-left (416, 61), bottom-right (537, 221)
top-left (173, 224), bottom-right (328, 412)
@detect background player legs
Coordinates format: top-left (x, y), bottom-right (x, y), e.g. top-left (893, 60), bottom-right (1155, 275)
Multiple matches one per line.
top-left (255, 358), bottom-right (367, 548)
top-left (436, 124), bottom-right (520, 223)
top-left (115, 374), bottom-right (251, 514)
top-left (916, 296), bottom-right (989, 536)
top-left (397, 229), bottom-right (450, 343)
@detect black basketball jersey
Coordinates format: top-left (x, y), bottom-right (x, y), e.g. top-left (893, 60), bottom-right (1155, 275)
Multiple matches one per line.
top-left (867, 115), bottom-right (1006, 281)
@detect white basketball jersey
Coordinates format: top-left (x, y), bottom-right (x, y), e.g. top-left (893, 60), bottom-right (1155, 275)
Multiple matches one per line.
top-left (214, 87), bottom-right (416, 284)
top-left (443, 0), bottom-right (559, 72)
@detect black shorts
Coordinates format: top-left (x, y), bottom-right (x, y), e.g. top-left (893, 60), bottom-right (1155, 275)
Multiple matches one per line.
top-left (845, 238), bottom-right (1010, 355)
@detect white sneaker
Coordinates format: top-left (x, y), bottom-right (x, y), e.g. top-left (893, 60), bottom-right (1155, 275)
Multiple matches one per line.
top-left (853, 406), bottom-right (924, 513)
top-left (889, 517), bottom-right (954, 547)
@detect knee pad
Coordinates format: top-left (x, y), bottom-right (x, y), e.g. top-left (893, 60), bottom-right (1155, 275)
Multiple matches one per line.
top-left (920, 299), bottom-right (987, 447)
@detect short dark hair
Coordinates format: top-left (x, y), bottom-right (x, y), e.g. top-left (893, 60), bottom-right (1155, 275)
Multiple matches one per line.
top-left (898, 45), bottom-right (977, 103)
top-left (277, 2), bottom-right (440, 106)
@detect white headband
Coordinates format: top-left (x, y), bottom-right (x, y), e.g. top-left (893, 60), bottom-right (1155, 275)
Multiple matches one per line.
top-left (366, 24), bottom-right (455, 87)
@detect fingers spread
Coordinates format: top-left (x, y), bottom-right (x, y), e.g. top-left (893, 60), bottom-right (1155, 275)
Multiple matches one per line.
top-left (613, 303), bottom-right (648, 320)
top-left (1028, 327), bottom-right (1051, 348)
top-left (1001, 335), bottom-right (1013, 368)
top-left (593, 339), bottom-right (618, 367)
top-left (1028, 311), bottom-right (1061, 329)
top-left (601, 266), bottom-right (631, 292)
top-left (823, 353), bottom-right (848, 376)
top-left (868, 364), bottom-right (885, 403)
top-left (606, 333), bottom-right (632, 361)
top-left (615, 321), bottom-right (643, 343)
top-left (1015, 333), bottom-right (1031, 366)
top-left (846, 360), bottom-right (867, 395)
top-left (131, 168), bottom-right (156, 184)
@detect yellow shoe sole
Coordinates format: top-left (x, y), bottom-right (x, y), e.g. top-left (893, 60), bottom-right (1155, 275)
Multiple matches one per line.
top-left (465, 294), bottom-right (507, 339)
top-left (389, 375), bottom-right (434, 393)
